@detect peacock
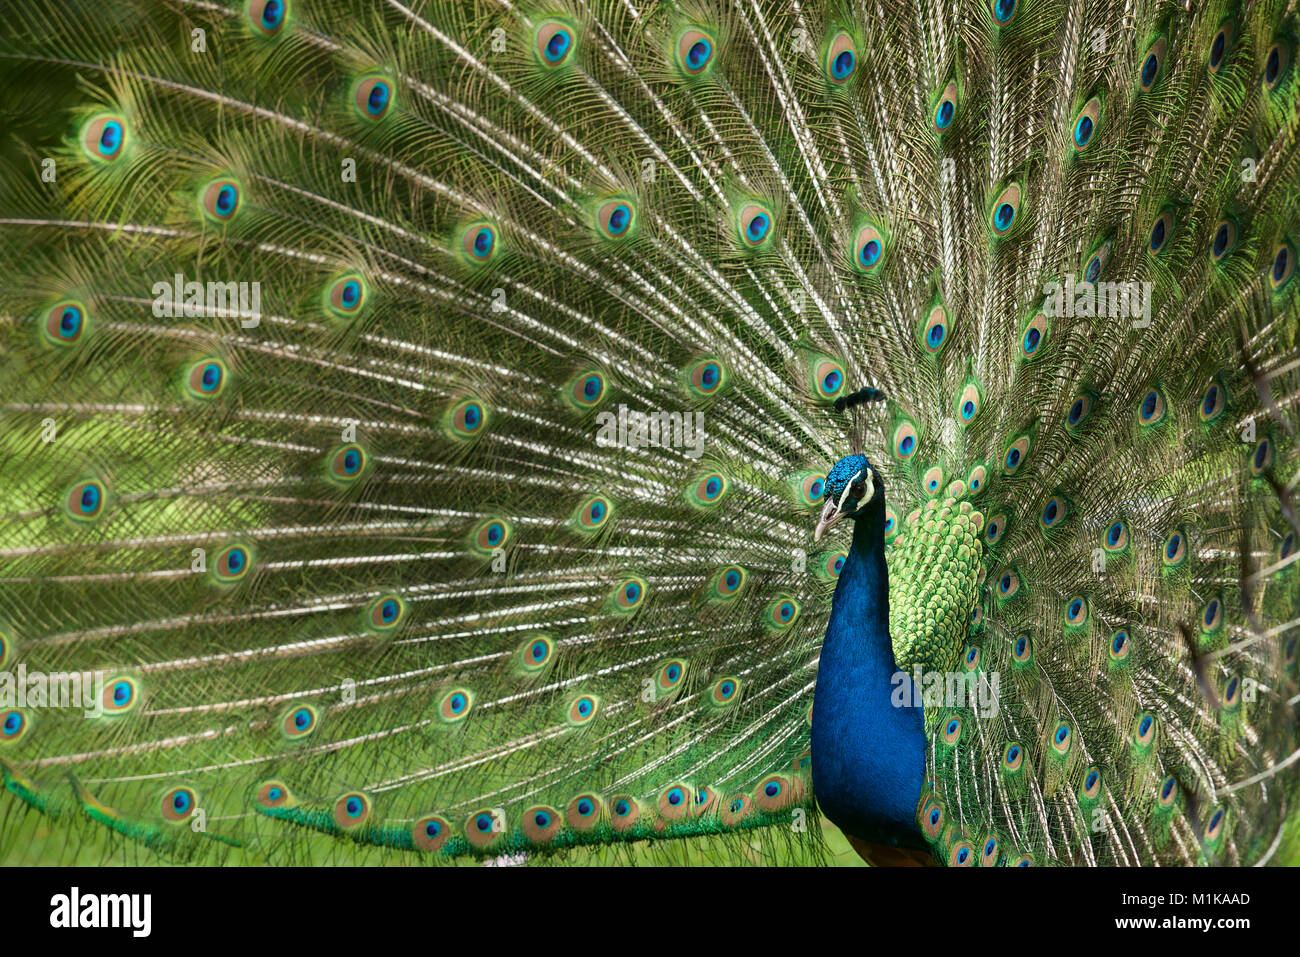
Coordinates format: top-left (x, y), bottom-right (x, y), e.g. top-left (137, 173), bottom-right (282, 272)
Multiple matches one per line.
top-left (0, 0), bottom-right (1297, 869)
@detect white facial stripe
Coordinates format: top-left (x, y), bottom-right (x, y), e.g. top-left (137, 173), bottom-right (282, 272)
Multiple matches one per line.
top-left (837, 470), bottom-right (864, 511)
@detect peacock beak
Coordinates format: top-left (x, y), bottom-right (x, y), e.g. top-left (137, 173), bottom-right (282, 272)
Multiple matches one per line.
top-left (813, 498), bottom-right (844, 543)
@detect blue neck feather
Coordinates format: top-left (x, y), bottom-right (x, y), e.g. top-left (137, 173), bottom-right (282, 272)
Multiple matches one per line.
top-left (810, 491), bottom-right (927, 848)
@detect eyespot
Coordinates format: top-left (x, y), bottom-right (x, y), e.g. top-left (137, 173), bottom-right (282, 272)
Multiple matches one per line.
top-left (44, 300), bottom-right (88, 347)
top-left (328, 792), bottom-right (370, 829)
top-left (160, 785), bottom-right (198, 822)
top-left (472, 517), bottom-right (511, 554)
top-left (709, 676), bottom-right (741, 707)
top-left (720, 793), bottom-right (753, 827)
top-left (990, 0), bottom-right (1017, 25)
top-left (658, 783), bottom-right (692, 820)
top-left (413, 814), bottom-right (452, 851)
top-left (989, 183), bottom-right (1022, 236)
top-left (917, 465), bottom-right (943, 497)
top-left (980, 835), bottom-right (1000, 866)
top-left (967, 464), bottom-right (988, 497)
top-left (1066, 392), bottom-right (1094, 432)
top-left (1133, 710), bottom-right (1157, 747)
top-left (1082, 242), bottom-right (1110, 284)
top-left (1149, 209), bottom-right (1175, 254)
top-left (941, 715), bottom-right (962, 746)
top-left (755, 774), bottom-right (794, 812)
top-left (1250, 437), bottom-right (1274, 475)
top-left (99, 676), bottom-right (140, 714)
top-left (565, 794), bottom-right (603, 830)
top-left (1201, 597), bottom-right (1223, 633)
top-left (1205, 806), bottom-right (1226, 841)
top-left (575, 495), bottom-right (612, 532)
top-left (736, 201), bottom-right (774, 247)
top-left (65, 480), bottom-right (106, 522)
top-left (1103, 520), bottom-right (1130, 553)
top-left (1210, 218), bottom-right (1238, 262)
top-left (212, 543), bottom-right (252, 584)
top-left (566, 693), bottom-right (599, 726)
top-left (1198, 379), bottom-right (1228, 423)
top-left (1051, 722), bottom-right (1072, 755)
top-left (366, 593), bottom-right (405, 632)
top-left (799, 473), bottom-right (826, 506)
top-left (690, 472), bottom-right (729, 507)
top-left (656, 658), bottom-right (687, 693)
top-left (567, 370), bottom-right (606, 409)
top-left (439, 687), bottom-right (473, 723)
top-left (185, 358), bottom-right (228, 400)
top-left (985, 511), bottom-right (1008, 545)
top-left (1264, 40), bottom-right (1292, 91)
top-left (712, 564), bottom-right (747, 600)
top-left (1071, 97), bottom-right (1101, 151)
top-left (0, 709), bottom-right (29, 744)
top-left (1064, 595), bottom-right (1089, 629)
top-left (200, 178), bottom-right (241, 223)
top-left (1269, 239), bottom-right (1295, 290)
top-left (694, 784), bottom-right (720, 815)
top-left (998, 569), bottom-right (1022, 601)
top-left (686, 357), bottom-right (727, 396)
top-left (458, 221), bottom-right (499, 266)
top-left (81, 114), bottom-right (127, 162)
top-left (328, 443), bottom-right (367, 483)
top-left (256, 780), bottom-right (292, 809)
top-left (1019, 311), bottom-right (1048, 360)
top-left (970, 607), bottom-right (983, 629)
top-left (1208, 22), bottom-right (1233, 74)
top-left (884, 506), bottom-right (900, 544)
top-left (518, 635), bottom-right (554, 674)
top-left (1109, 629), bottom-right (1132, 664)
top-left (1157, 776), bottom-right (1178, 807)
top-left (466, 808), bottom-right (505, 848)
top-left (1080, 766), bottom-right (1104, 800)
top-left (281, 704), bottom-right (317, 739)
top-left (893, 420), bottom-right (919, 461)
top-left (521, 805), bottom-right (562, 844)
top-left (824, 31), bottom-right (856, 84)
top-left (1162, 528), bottom-right (1188, 567)
top-left (1002, 742), bottom-right (1023, 773)
top-left (920, 304), bottom-right (950, 355)
top-left (853, 223), bottom-right (886, 272)
top-left (320, 273), bottom-right (368, 322)
top-left (249, 0), bottom-right (289, 37)
top-left (1137, 387), bottom-right (1168, 426)
top-left (352, 74), bottom-right (393, 120)
top-left (963, 644), bottom-right (981, 671)
top-left (1222, 673), bottom-right (1241, 708)
top-left (812, 359), bottom-right (846, 401)
top-left (1039, 496), bottom-right (1067, 531)
top-left (956, 382), bottom-right (981, 423)
top-left (819, 550), bottom-right (847, 579)
top-left (933, 80), bottom-right (958, 132)
top-left (1011, 633), bottom-right (1032, 664)
top-left (611, 577), bottom-right (645, 613)
top-left (535, 19), bottom-right (576, 67)
top-left (918, 795), bottom-right (944, 839)
top-left (447, 397), bottom-right (487, 438)
top-left (767, 598), bottom-right (801, 629)
top-left (1002, 434), bottom-right (1031, 475)
top-left (1139, 37), bottom-right (1167, 91)
top-left (677, 28), bottom-right (716, 76)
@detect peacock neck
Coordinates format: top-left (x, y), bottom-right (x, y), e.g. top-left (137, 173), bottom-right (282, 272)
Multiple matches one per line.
top-left (810, 493), bottom-right (928, 849)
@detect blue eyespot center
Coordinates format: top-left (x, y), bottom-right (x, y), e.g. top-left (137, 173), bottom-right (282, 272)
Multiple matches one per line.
top-left (99, 121), bottom-right (122, 154)
top-left (1142, 53), bottom-right (1159, 86)
top-left (688, 39), bottom-right (711, 69)
top-left (936, 100), bottom-right (954, 129)
top-left (1074, 115), bottom-right (1093, 147)
top-left (546, 30), bottom-right (571, 62)
top-left (368, 82), bottom-right (390, 114)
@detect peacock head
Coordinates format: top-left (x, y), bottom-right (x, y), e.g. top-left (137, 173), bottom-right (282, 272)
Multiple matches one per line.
top-left (814, 453), bottom-right (882, 542)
